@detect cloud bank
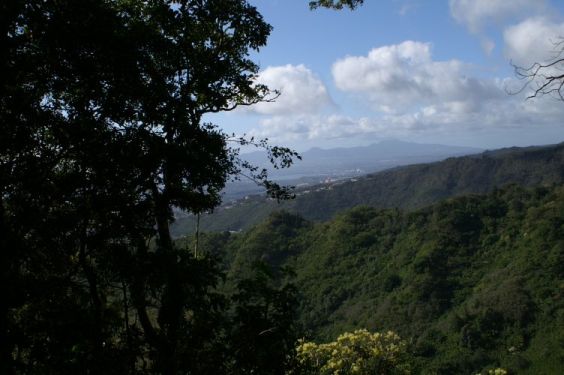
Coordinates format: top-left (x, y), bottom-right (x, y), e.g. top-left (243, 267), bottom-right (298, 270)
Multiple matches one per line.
top-left (332, 41), bottom-right (503, 114)
top-left (449, 0), bottom-right (547, 54)
top-left (449, 0), bottom-right (545, 33)
top-left (250, 41), bottom-right (564, 143)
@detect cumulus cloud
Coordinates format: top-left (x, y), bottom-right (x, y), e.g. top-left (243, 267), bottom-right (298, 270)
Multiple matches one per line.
top-left (250, 115), bottom-right (379, 142)
top-left (504, 17), bottom-right (564, 66)
top-left (450, 0), bottom-right (547, 54)
top-left (249, 64), bottom-right (332, 115)
top-left (332, 41), bottom-right (503, 113)
top-left (247, 41), bottom-right (564, 146)
top-left (449, 0), bottom-right (545, 33)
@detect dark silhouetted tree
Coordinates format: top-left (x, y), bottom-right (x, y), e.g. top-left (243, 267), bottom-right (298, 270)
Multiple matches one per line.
top-left (1, 0), bottom-right (299, 373)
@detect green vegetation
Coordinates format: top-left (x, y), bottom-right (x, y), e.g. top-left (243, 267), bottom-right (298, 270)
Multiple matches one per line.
top-left (187, 184), bottom-right (564, 374)
top-left (2, 0), bottom-right (300, 373)
top-left (4, 0), bottom-right (564, 373)
top-left (172, 143), bottom-right (564, 236)
top-left (295, 329), bottom-right (410, 374)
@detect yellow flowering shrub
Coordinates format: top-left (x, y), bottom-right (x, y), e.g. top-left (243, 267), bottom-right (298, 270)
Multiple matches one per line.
top-left (295, 329), bottom-right (410, 374)
top-left (476, 369), bottom-right (508, 375)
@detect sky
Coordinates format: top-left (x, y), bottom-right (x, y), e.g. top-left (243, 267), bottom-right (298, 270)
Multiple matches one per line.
top-left (209, 0), bottom-right (564, 151)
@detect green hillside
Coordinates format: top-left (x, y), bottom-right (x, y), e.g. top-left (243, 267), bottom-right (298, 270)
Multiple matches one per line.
top-left (186, 184), bottom-right (564, 374)
top-left (172, 143), bottom-right (564, 237)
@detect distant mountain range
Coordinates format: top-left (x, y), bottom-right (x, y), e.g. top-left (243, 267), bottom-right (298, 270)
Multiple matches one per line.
top-left (171, 142), bottom-right (564, 237)
top-left (242, 139), bottom-right (482, 179)
top-left (220, 140), bottom-right (481, 201)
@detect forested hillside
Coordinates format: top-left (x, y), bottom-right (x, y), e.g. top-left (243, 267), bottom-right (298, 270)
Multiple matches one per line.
top-left (186, 184), bottom-right (564, 374)
top-left (6, 0), bottom-right (564, 373)
top-left (172, 143), bottom-right (564, 236)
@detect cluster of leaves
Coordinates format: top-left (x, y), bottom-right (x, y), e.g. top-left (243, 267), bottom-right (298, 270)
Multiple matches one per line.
top-left (478, 369), bottom-right (509, 375)
top-left (294, 329), bottom-right (410, 375)
top-left (309, 0), bottom-right (364, 10)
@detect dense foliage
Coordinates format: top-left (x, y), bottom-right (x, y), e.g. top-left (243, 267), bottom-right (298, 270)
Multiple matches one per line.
top-left (1, 0), bottom-right (299, 373)
top-left (172, 143), bottom-right (564, 236)
top-left (4, 0), bottom-right (563, 373)
top-left (189, 184), bottom-right (564, 374)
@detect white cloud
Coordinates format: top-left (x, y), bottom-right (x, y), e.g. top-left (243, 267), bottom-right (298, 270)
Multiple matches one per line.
top-left (251, 115), bottom-right (370, 142)
top-left (450, 0), bottom-right (547, 54)
top-left (449, 0), bottom-right (545, 33)
top-left (249, 46), bottom-right (563, 143)
top-left (249, 93), bottom-right (564, 144)
top-left (332, 41), bottom-right (503, 113)
top-left (248, 113), bottom-right (428, 143)
top-left (504, 17), bottom-right (564, 66)
top-left (246, 41), bottom-right (564, 147)
top-left (249, 64), bottom-right (332, 115)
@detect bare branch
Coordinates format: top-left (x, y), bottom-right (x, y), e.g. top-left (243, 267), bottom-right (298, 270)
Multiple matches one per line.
top-left (206, 90), bottom-right (281, 113)
top-left (510, 37), bottom-right (564, 101)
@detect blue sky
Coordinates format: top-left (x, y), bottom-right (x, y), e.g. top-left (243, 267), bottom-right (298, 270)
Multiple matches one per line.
top-left (210, 0), bottom-right (564, 151)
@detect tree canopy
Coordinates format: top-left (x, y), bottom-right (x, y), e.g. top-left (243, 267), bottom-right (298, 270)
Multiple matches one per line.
top-left (1, 0), bottom-right (299, 373)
